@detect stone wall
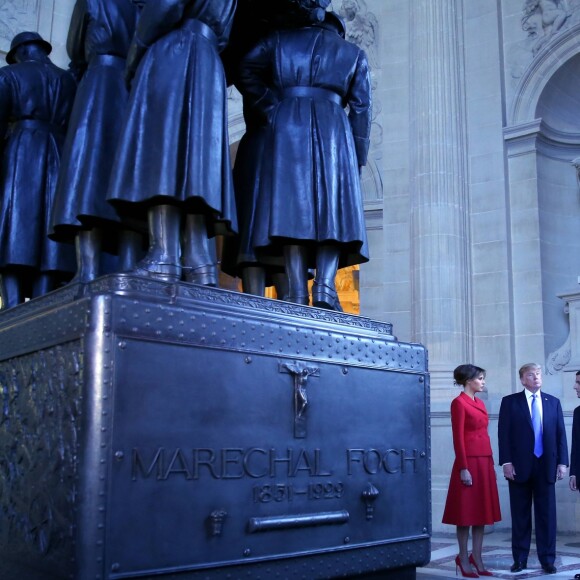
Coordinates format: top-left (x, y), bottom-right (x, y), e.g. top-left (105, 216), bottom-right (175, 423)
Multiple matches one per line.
top-left (0, 0), bottom-right (74, 67)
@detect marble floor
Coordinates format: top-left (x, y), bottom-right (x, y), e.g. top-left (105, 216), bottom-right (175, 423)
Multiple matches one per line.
top-left (1, 531), bottom-right (579, 579)
top-left (418, 531), bottom-right (580, 579)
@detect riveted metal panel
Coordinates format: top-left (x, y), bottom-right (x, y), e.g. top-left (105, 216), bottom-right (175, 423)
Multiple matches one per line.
top-left (0, 275), bottom-right (430, 580)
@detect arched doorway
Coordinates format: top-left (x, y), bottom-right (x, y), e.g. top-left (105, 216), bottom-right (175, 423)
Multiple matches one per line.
top-left (505, 24), bottom-right (580, 374)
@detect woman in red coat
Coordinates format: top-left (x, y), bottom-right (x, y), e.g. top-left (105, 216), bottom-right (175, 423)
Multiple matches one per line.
top-left (442, 364), bottom-right (501, 577)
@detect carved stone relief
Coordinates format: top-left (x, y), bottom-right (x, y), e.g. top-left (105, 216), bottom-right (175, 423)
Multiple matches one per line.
top-left (0, 0), bottom-right (42, 54)
top-left (522, 0), bottom-right (572, 55)
top-left (337, 0), bottom-right (379, 68)
top-left (332, 0), bottom-right (383, 205)
top-left (546, 333), bottom-right (571, 374)
top-left (509, 0), bottom-right (580, 83)
top-left (572, 156), bottom-right (580, 192)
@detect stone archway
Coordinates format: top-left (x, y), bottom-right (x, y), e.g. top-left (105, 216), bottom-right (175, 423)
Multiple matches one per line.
top-left (510, 24), bottom-right (580, 127)
top-left (505, 23), bottom-right (580, 374)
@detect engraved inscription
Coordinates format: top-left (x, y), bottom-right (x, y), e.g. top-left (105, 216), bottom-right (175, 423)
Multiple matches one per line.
top-left (346, 448), bottom-right (421, 475)
top-left (132, 447), bottom-right (333, 481)
top-left (130, 447), bottom-right (425, 481)
top-left (253, 482), bottom-right (345, 503)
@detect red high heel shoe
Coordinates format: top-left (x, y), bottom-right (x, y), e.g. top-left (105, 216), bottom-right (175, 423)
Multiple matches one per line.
top-left (469, 554), bottom-right (493, 576)
top-left (455, 555), bottom-right (479, 578)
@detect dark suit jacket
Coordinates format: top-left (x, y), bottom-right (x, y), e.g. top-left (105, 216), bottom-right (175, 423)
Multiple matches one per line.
top-left (498, 390), bottom-right (568, 483)
top-left (571, 406), bottom-right (580, 481)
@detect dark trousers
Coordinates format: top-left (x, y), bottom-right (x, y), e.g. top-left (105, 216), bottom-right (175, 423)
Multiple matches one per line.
top-left (508, 457), bottom-right (556, 565)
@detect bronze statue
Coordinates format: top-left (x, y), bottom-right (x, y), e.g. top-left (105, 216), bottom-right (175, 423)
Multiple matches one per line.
top-left (0, 32), bottom-right (76, 308)
top-left (237, 9), bottom-right (371, 310)
top-left (220, 97), bottom-right (288, 296)
top-left (50, 0), bottom-right (145, 283)
top-left (107, 0), bottom-right (238, 285)
top-left (221, 3), bottom-right (292, 297)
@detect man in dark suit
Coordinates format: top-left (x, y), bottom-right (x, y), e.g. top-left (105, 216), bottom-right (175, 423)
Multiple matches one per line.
top-left (569, 371), bottom-right (580, 493)
top-left (498, 363), bottom-right (568, 574)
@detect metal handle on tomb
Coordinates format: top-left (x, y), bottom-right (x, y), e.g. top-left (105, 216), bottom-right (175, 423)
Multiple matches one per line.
top-left (248, 510), bottom-right (349, 533)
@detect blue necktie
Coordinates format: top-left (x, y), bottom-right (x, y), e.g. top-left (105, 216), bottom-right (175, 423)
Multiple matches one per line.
top-left (532, 394), bottom-right (543, 457)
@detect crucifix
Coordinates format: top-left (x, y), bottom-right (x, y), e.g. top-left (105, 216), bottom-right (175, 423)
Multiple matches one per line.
top-left (279, 361), bottom-right (319, 438)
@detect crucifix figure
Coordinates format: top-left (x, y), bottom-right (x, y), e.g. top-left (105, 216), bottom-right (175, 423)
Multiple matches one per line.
top-left (280, 361), bottom-right (319, 438)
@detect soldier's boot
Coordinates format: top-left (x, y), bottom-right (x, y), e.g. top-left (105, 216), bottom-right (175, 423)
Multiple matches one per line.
top-left (283, 244), bottom-right (309, 305)
top-left (242, 266), bottom-right (266, 296)
top-left (135, 204), bottom-right (182, 282)
top-left (313, 244), bottom-right (342, 312)
top-left (118, 229), bottom-right (144, 272)
top-left (73, 228), bottom-right (102, 283)
top-left (0, 271), bottom-right (23, 309)
top-left (181, 213), bottom-right (217, 286)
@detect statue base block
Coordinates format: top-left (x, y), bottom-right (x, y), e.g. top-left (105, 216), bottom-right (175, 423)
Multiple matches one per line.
top-left (0, 275), bottom-right (430, 579)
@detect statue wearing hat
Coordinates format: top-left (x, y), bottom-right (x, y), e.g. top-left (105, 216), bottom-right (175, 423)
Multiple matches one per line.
top-left (236, 6), bottom-right (371, 310)
top-left (0, 31), bottom-right (77, 308)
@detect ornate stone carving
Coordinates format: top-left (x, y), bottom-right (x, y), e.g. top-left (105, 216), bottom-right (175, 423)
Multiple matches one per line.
top-left (0, 1), bottom-right (42, 53)
top-left (546, 333), bottom-right (571, 374)
top-left (522, 0), bottom-right (571, 56)
top-left (334, 0), bottom-right (384, 205)
top-left (0, 343), bottom-right (81, 571)
top-left (572, 156), bottom-right (580, 194)
top-left (547, 290), bottom-right (580, 374)
top-left (337, 0), bottom-right (378, 68)
top-left (509, 0), bottom-right (580, 83)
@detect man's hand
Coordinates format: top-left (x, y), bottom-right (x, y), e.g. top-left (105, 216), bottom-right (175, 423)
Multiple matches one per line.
top-left (570, 475), bottom-right (577, 491)
top-left (503, 463), bottom-right (516, 480)
top-left (557, 464), bottom-right (567, 480)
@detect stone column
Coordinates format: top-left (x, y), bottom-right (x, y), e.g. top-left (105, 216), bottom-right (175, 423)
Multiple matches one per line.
top-left (409, 0), bottom-right (470, 391)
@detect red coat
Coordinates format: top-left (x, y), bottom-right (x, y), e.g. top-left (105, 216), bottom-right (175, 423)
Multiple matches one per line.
top-left (442, 392), bottom-right (501, 526)
top-left (451, 392), bottom-right (493, 467)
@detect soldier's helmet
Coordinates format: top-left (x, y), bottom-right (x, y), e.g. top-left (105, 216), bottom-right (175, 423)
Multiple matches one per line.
top-left (6, 31), bottom-right (52, 64)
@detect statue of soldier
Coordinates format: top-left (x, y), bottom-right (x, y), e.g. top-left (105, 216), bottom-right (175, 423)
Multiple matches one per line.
top-left (0, 32), bottom-right (76, 308)
top-left (220, 1), bottom-right (282, 296)
top-left (107, 0), bottom-right (238, 285)
top-left (237, 7), bottom-right (371, 310)
top-left (50, 0), bottom-right (145, 283)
